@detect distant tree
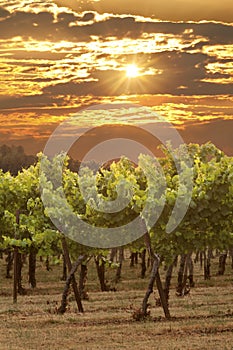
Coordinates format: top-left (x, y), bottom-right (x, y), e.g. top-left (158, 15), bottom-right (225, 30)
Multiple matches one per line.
top-left (0, 144), bottom-right (36, 175)
top-left (0, 144), bottom-right (101, 175)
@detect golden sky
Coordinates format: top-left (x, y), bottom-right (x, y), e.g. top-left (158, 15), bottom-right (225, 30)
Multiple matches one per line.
top-left (0, 0), bottom-right (232, 156)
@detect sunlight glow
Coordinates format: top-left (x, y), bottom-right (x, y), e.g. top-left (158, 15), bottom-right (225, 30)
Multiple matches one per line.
top-left (126, 64), bottom-right (140, 78)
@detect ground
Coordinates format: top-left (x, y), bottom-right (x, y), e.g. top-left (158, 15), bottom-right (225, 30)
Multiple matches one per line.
top-left (0, 254), bottom-right (233, 350)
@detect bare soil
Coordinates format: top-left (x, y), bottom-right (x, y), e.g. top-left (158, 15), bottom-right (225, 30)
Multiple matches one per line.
top-left (0, 255), bottom-right (233, 349)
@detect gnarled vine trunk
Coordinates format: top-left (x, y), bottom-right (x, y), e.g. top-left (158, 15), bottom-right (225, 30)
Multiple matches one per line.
top-left (95, 255), bottom-right (109, 291)
top-left (58, 254), bottom-right (87, 314)
top-left (6, 250), bottom-right (13, 278)
top-left (28, 246), bottom-right (37, 288)
top-left (142, 231), bottom-right (170, 319)
top-left (115, 247), bottom-right (124, 283)
top-left (17, 252), bottom-right (25, 295)
top-left (218, 252), bottom-right (227, 275)
top-left (164, 258), bottom-right (176, 303)
top-left (60, 254), bottom-right (67, 281)
top-left (176, 253), bottom-right (194, 296)
top-left (60, 237), bottom-right (85, 313)
top-left (140, 249), bottom-right (146, 279)
top-left (187, 254), bottom-right (195, 287)
top-left (130, 252), bottom-right (138, 267)
top-left (79, 263), bottom-right (89, 300)
top-left (110, 248), bottom-right (117, 262)
top-left (176, 254), bottom-right (187, 295)
top-left (203, 250), bottom-right (211, 280)
top-left (229, 248), bottom-right (233, 269)
top-left (45, 256), bottom-right (51, 271)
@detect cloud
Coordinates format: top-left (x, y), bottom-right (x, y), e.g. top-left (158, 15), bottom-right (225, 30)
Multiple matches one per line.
top-left (0, 4), bottom-right (232, 101)
top-left (0, 6), bottom-right (10, 18)
top-left (0, 1), bottom-right (232, 158)
top-left (0, 8), bottom-right (232, 43)
top-left (0, 6), bottom-right (231, 100)
top-left (38, 50), bottom-right (232, 97)
top-left (54, 0), bottom-right (233, 23)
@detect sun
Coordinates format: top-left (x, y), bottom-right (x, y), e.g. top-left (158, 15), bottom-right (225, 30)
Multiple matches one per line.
top-left (126, 64), bottom-right (139, 78)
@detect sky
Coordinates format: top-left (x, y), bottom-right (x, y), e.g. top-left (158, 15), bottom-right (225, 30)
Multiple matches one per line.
top-left (0, 0), bottom-right (232, 159)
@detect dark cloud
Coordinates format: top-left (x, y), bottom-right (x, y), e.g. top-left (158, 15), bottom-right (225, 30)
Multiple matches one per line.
top-left (0, 10), bottom-right (232, 45)
top-left (0, 6), bottom-right (10, 18)
top-left (0, 11), bottom-right (54, 40)
top-left (80, 12), bottom-right (95, 22)
top-left (54, 0), bottom-right (233, 23)
top-left (192, 22), bottom-right (233, 45)
top-left (57, 11), bottom-right (95, 22)
top-left (56, 12), bottom-right (77, 23)
top-left (0, 94), bottom-right (65, 110)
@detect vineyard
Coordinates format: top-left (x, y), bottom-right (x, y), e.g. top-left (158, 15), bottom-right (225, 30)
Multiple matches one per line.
top-left (1, 142), bottom-right (233, 349)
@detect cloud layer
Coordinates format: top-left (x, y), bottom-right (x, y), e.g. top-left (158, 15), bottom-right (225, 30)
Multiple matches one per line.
top-left (0, 0), bottom-right (232, 155)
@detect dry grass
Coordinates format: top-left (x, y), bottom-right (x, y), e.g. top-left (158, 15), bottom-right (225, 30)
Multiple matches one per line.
top-left (0, 254), bottom-right (233, 349)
